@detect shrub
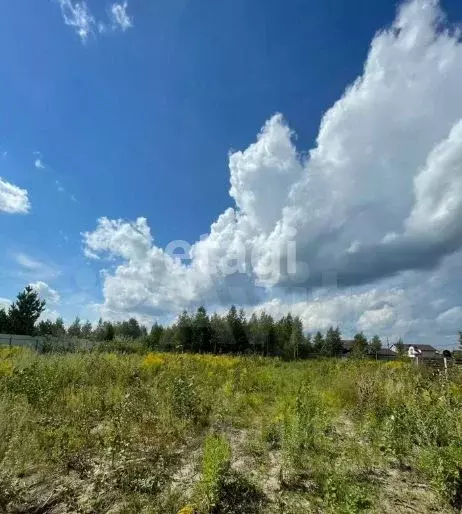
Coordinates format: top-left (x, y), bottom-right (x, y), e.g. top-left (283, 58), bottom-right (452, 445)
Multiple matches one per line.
top-left (195, 434), bottom-right (231, 512)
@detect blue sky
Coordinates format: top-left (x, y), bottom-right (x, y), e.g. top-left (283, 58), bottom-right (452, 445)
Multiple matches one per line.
top-left (1, 0), bottom-right (462, 347)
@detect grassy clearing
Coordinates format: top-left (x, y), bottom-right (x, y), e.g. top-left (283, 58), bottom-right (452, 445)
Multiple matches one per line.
top-left (0, 348), bottom-right (461, 513)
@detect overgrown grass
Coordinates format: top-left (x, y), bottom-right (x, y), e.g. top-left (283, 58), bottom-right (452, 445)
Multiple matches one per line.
top-left (0, 347), bottom-right (461, 512)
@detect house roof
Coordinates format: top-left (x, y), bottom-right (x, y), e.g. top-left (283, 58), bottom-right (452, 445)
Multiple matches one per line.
top-left (341, 340), bottom-right (396, 355)
top-left (397, 344), bottom-right (438, 352)
top-left (369, 348), bottom-right (396, 356)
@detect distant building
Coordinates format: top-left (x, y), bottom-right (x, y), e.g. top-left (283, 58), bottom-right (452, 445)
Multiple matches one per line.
top-left (372, 347), bottom-right (397, 360)
top-left (341, 340), bottom-right (355, 354)
top-left (342, 340), bottom-right (396, 360)
top-left (391, 343), bottom-right (440, 360)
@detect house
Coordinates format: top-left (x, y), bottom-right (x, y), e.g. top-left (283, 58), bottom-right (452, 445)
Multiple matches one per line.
top-left (391, 343), bottom-right (440, 360)
top-left (371, 347), bottom-right (397, 361)
top-left (341, 340), bottom-right (396, 360)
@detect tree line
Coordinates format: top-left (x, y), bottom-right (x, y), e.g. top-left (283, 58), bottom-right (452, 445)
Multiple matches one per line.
top-left (0, 287), bottom-right (394, 359)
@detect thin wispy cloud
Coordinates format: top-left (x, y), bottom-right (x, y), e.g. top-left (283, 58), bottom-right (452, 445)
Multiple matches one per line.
top-left (14, 253), bottom-right (60, 281)
top-left (57, 0), bottom-right (133, 41)
top-left (32, 152), bottom-right (76, 201)
top-left (15, 253), bottom-right (45, 271)
top-left (0, 178), bottom-right (30, 214)
top-left (55, 180), bottom-right (65, 193)
top-left (34, 158), bottom-right (45, 169)
top-left (57, 0), bottom-right (95, 42)
top-left (33, 151), bottom-right (45, 170)
top-left (110, 2), bottom-right (133, 32)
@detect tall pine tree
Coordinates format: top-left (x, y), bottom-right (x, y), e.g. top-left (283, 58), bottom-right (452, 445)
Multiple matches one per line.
top-left (8, 286), bottom-right (46, 335)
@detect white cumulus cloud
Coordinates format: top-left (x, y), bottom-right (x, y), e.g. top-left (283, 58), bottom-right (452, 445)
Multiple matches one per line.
top-left (83, 0), bottom-right (462, 342)
top-left (29, 281), bottom-right (60, 305)
top-left (0, 178), bottom-right (30, 214)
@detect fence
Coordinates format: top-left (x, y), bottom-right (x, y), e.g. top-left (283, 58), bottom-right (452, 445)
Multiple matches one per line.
top-left (0, 333), bottom-right (43, 350)
top-left (0, 333), bottom-right (96, 352)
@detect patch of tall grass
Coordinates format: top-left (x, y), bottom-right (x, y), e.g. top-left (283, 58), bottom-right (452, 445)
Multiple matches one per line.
top-left (0, 348), bottom-right (461, 512)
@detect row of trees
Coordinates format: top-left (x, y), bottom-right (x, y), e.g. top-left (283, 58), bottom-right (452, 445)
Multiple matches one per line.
top-left (149, 306), bottom-right (309, 359)
top-left (38, 316), bottom-right (149, 341)
top-left (59, 306), bottom-right (384, 360)
top-left (1, 286), bottom-right (390, 359)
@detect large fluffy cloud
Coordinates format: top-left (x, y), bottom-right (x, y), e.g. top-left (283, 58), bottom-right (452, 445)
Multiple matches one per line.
top-left (0, 178), bottom-right (30, 214)
top-left (83, 0), bottom-right (462, 343)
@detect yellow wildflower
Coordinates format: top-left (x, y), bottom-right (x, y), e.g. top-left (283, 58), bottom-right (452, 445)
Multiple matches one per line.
top-left (0, 360), bottom-right (14, 377)
top-left (141, 353), bottom-right (165, 370)
top-left (177, 505), bottom-right (195, 514)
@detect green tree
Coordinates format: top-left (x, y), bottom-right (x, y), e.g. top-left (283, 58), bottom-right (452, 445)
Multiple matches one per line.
top-left (324, 326), bottom-right (343, 356)
top-left (148, 322), bottom-right (164, 349)
top-left (277, 313), bottom-right (294, 357)
top-left (68, 316), bottom-right (82, 338)
top-left (248, 312), bottom-right (274, 356)
top-left (210, 313), bottom-right (230, 354)
top-left (247, 313), bottom-right (260, 354)
top-left (81, 321), bottom-right (93, 339)
top-left (93, 318), bottom-right (114, 341)
top-left (0, 308), bottom-right (10, 333)
top-left (127, 318), bottom-right (142, 339)
top-left (103, 321), bottom-right (115, 341)
top-left (287, 316), bottom-right (304, 360)
top-left (52, 317), bottom-right (67, 337)
top-left (369, 335), bottom-right (382, 360)
top-left (158, 326), bottom-right (176, 351)
top-left (300, 332), bottom-right (312, 358)
top-left (192, 306), bottom-right (211, 353)
top-left (37, 319), bottom-right (54, 336)
top-left (225, 306), bottom-right (248, 354)
top-left (94, 318), bottom-right (105, 341)
top-left (176, 311), bottom-right (193, 352)
top-left (117, 318), bottom-right (142, 339)
top-left (333, 327), bottom-right (343, 355)
top-left (458, 331), bottom-right (462, 349)
top-left (351, 332), bottom-right (368, 357)
top-left (259, 312), bottom-right (277, 356)
top-left (8, 286), bottom-right (46, 335)
top-left (313, 331), bottom-right (325, 353)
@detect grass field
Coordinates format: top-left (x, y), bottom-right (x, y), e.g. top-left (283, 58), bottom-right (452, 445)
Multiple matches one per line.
top-left (1, 347), bottom-right (462, 513)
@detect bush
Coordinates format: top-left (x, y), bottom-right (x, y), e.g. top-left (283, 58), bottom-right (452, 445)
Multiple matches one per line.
top-left (195, 434), bottom-right (232, 512)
